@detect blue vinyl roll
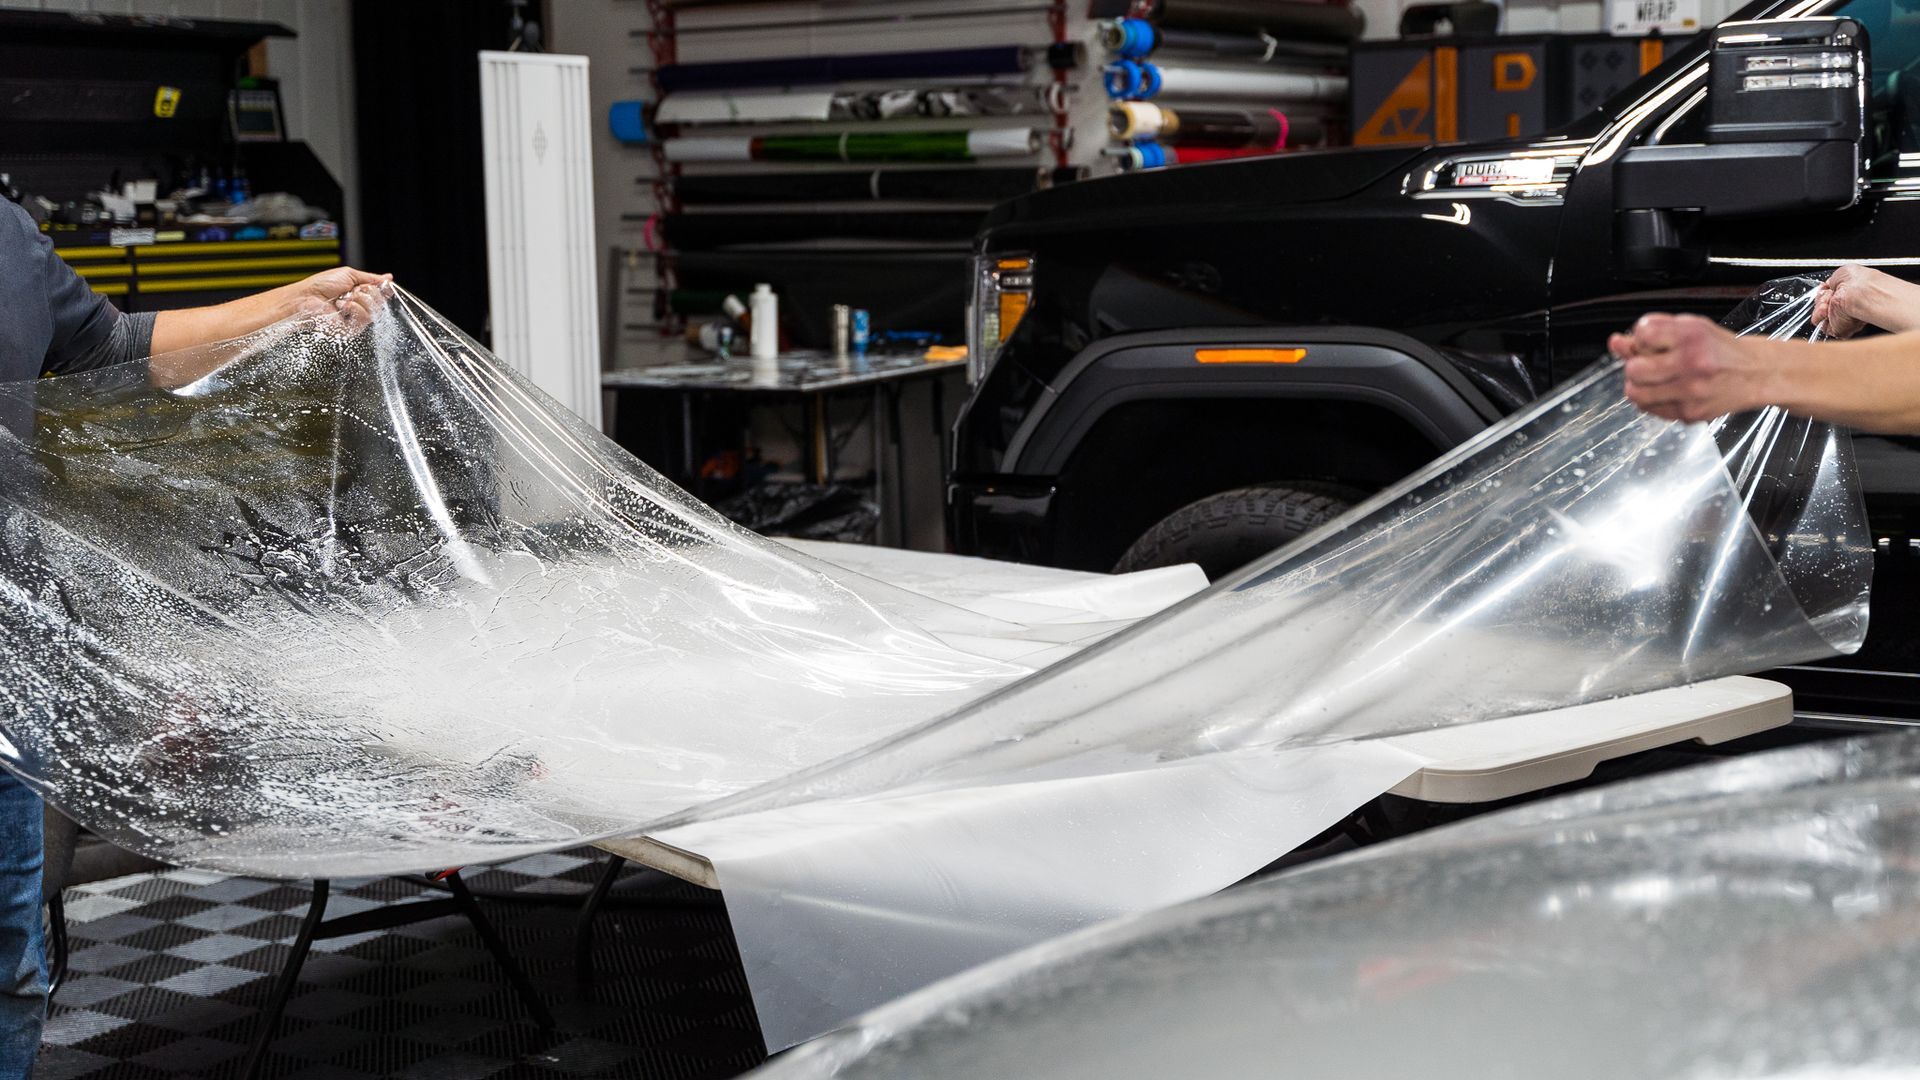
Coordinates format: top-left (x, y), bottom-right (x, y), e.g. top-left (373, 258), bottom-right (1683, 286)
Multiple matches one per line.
top-left (1104, 60), bottom-right (1166, 100)
top-left (1117, 141), bottom-right (1171, 170)
top-left (657, 46), bottom-right (1029, 93)
top-left (609, 100), bottom-right (649, 145)
top-left (1138, 61), bottom-right (1164, 98)
top-left (1117, 18), bottom-right (1157, 58)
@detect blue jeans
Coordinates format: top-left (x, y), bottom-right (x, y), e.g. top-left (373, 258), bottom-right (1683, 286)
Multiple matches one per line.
top-left (0, 770), bottom-right (42, 1078)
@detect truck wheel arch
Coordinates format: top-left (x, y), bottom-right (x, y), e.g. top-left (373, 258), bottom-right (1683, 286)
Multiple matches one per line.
top-left (1014, 328), bottom-right (1505, 572)
top-left (1004, 326), bottom-right (1503, 478)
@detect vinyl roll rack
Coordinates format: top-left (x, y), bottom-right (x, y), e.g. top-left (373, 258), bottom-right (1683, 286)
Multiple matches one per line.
top-left (613, 0), bottom-right (1111, 365)
top-left (608, 0), bottom-right (1360, 368)
top-left (1091, 0), bottom-right (1357, 172)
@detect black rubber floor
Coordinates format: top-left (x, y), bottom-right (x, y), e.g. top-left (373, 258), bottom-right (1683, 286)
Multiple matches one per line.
top-left (35, 851), bottom-right (768, 1079)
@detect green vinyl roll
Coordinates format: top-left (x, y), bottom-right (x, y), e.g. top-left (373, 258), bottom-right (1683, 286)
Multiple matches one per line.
top-left (757, 129), bottom-right (1038, 162)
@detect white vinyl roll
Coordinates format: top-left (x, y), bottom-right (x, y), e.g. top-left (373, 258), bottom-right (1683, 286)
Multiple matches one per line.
top-left (656, 90), bottom-right (837, 125)
top-left (663, 135), bottom-right (756, 163)
top-left (1155, 65), bottom-right (1346, 104)
top-left (965, 127), bottom-right (1042, 157)
top-left (1110, 101), bottom-right (1167, 140)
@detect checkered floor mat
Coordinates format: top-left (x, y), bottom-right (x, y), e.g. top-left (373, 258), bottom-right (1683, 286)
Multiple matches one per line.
top-left (36, 850), bottom-right (768, 1079)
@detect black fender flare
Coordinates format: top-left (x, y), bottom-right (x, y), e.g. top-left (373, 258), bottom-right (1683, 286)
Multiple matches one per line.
top-left (1003, 326), bottom-right (1505, 476)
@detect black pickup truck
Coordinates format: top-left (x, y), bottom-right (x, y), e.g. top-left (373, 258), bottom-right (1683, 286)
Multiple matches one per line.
top-left (953, 0), bottom-right (1920, 719)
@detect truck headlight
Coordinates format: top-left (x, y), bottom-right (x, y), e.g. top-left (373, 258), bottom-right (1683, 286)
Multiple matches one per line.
top-left (967, 253), bottom-right (1033, 385)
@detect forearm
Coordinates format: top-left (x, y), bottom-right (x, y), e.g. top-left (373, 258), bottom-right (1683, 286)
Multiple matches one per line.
top-left (1860, 275), bottom-right (1920, 334)
top-left (1756, 330), bottom-right (1920, 433)
top-left (148, 283), bottom-right (305, 355)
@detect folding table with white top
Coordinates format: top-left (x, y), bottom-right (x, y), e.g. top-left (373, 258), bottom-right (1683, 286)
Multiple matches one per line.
top-left (567, 537), bottom-right (1797, 981)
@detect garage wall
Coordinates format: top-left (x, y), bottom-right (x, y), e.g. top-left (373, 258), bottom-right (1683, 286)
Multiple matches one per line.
top-left (0, 0), bottom-right (361, 253)
top-left (546, 0), bottom-right (653, 358)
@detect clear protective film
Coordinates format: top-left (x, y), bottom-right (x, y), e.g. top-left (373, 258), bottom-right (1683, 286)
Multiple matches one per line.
top-left (746, 731), bottom-right (1920, 1080)
top-left (0, 276), bottom-right (1871, 1047)
top-left (0, 287), bottom-right (1200, 876)
top-left (663, 275), bottom-right (1869, 821)
top-left (644, 276), bottom-right (1873, 1047)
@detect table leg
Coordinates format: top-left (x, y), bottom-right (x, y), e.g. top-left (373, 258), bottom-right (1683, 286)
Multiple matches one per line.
top-left (810, 394), bottom-right (830, 484)
top-left (871, 386), bottom-right (889, 546)
top-left (680, 394), bottom-right (696, 487)
top-left (932, 374), bottom-right (950, 478)
top-left (238, 881), bottom-right (330, 1080)
top-left (575, 855), bottom-right (629, 988)
top-left (445, 873), bottom-right (557, 1030)
top-left (887, 384), bottom-right (908, 549)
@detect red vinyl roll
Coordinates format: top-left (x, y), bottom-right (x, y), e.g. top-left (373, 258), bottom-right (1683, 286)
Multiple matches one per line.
top-left (1173, 144), bottom-right (1289, 164)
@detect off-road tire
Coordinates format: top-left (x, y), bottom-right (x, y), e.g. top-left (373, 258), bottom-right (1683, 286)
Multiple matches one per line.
top-left (1113, 483), bottom-right (1362, 580)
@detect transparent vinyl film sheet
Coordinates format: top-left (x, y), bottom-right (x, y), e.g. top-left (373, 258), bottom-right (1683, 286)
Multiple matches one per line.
top-left (0, 278), bottom-right (1868, 886)
top-left (0, 291), bottom-right (1191, 876)
top-left (659, 277), bottom-right (1871, 825)
top-left (749, 731), bottom-right (1920, 1080)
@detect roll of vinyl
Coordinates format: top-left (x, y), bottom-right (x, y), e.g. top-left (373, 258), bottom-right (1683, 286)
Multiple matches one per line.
top-left (1173, 108), bottom-right (1282, 148)
top-left (608, 100), bottom-right (650, 145)
top-left (664, 136), bottom-right (759, 163)
top-left (1103, 60), bottom-right (1161, 99)
top-left (656, 45), bottom-right (1030, 93)
top-left (654, 90), bottom-right (838, 125)
top-left (672, 167), bottom-right (1069, 205)
top-left (1163, 25), bottom-right (1348, 59)
top-left (664, 129), bottom-right (1040, 164)
top-left (1112, 104), bottom-right (1327, 148)
top-left (1123, 141), bottom-right (1176, 169)
top-left (1108, 61), bottom-right (1347, 103)
top-left (1109, 101), bottom-right (1169, 139)
top-left (1169, 144), bottom-right (1287, 164)
top-left (659, 211), bottom-right (986, 250)
top-left (1116, 140), bottom-right (1298, 170)
top-left (653, 85), bottom-right (1062, 127)
top-left (1271, 111), bottom-right (1326, 147)
top-left (1099, 17), bottom-right (1350, 62)
top-left (1096, 0), bottom-right (1365, 42)
top-left (1102, 16), bottom-right (1160, 59)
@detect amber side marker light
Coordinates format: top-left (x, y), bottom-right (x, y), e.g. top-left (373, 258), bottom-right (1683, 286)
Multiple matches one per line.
top-left (1194, 347), bottom-right (1308, 364)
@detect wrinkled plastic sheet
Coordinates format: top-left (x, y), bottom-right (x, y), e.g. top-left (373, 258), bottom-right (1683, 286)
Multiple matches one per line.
top-left (647, 276), bottom-right (1872, 1045)
top-left (0, 277), bottom-right (1870, 1047)
top-left (0, 297), bottom-right (1199, 874)
top-left (750, 730), bottom-right (1920, 1080)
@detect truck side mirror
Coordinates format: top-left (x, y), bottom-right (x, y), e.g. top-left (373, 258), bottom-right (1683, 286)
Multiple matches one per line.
top-left (1614, 17), bottom-right (1869, 280)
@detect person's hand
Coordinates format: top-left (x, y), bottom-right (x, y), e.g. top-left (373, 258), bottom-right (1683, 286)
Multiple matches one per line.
top-left (1815, 264), bottom-right (1885, 339)
top-left (281, 267), bottom-right (393, 332)
top-left (1611, 312), bottom-right (1779, 423)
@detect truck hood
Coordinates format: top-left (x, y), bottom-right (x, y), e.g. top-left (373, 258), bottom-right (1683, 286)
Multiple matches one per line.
top-left (981, 146), bottom-right (1429, 239)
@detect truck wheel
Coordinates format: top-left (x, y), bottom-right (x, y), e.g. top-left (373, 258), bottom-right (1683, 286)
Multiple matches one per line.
top-left (1114, 483), bottom-right (1361, 580)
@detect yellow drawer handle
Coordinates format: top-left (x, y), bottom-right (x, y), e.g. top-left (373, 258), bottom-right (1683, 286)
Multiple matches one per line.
top-left (138, 255), bottom-right (341, 276)
top-left (137, 273), bottom-right (311, 294)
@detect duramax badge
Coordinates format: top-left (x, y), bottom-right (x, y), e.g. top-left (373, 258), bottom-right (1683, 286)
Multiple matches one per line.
top-left (153, 86), bottom-right (182, 118)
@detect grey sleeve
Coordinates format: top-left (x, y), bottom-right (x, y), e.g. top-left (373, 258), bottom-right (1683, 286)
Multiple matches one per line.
top-left (20, 207), bottom-right (156, 376)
